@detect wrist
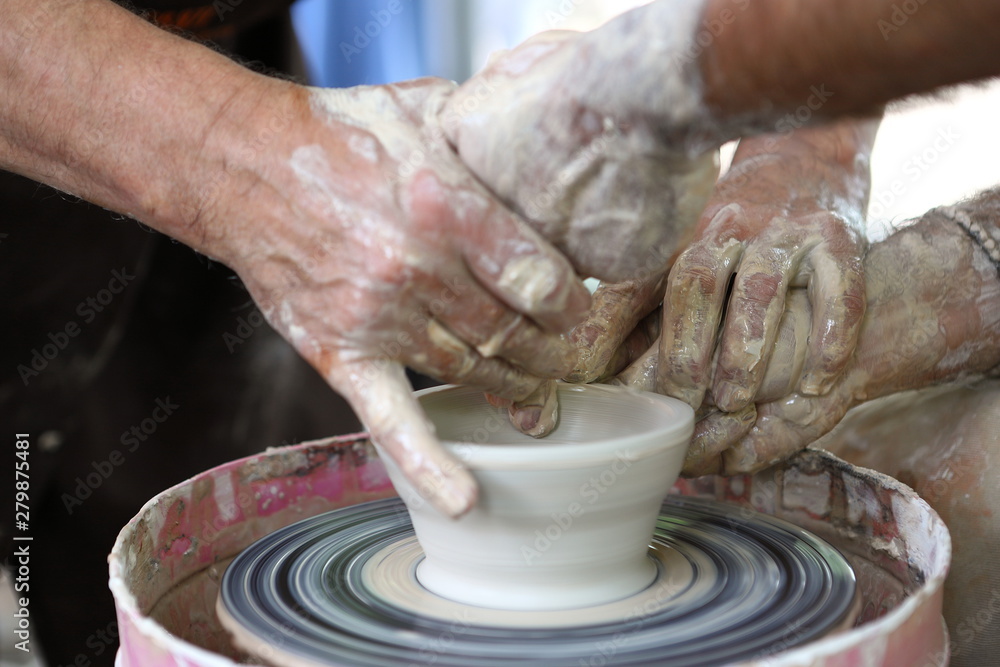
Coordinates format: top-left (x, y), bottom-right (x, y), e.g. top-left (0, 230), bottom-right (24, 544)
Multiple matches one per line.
top-left (177, 76), bottom-right (311, 264)
top-left (727, 120), bottom-right (878, 223)
top-left (857, 207), bottom-right (1000, 398)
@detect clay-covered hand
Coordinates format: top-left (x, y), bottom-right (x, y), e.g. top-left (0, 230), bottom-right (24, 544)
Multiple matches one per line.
top-left (442, 11), bottom-right (719, 282)
top-left (498, 274), bottom-right (665, 436)
top-left (565, 276), bottom-right (667, 385)
top-left (658, 121), bottom-right (878, 413)
top-left (209, 79), bottom-right (591, 517)
top-left (687, 203), bottom-right (1000, 475)
top-left (0, 3), bottom-right (589, 517)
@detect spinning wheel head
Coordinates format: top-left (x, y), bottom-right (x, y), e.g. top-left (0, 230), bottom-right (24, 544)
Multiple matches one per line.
top-left (217, 496), bottom-right (857, 667)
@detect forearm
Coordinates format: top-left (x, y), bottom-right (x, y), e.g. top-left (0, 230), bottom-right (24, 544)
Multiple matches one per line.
top-left (573, 0), bottom-right (997, 149)
top-left (0, 0), bottom-right (296, 257)
top-left (859, 192), bottom-right (1000, 397)
top-left (700, 0), bottom-right (1000, 122)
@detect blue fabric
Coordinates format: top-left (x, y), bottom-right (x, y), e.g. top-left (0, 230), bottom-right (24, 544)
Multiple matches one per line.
top-left (293, 0), bottom-right (430, 87)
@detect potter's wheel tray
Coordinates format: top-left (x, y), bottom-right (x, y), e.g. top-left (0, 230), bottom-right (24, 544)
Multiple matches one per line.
top-left (218, 495), bottom-right (856, 666)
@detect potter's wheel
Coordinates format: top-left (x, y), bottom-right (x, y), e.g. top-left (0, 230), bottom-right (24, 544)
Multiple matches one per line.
top-left (218, 496), bottom-right (856, 667)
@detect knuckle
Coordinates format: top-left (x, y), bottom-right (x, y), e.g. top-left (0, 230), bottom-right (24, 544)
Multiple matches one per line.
top-left (671, 261), bottom-right (724, 298)
top-left (733, 270), bottom-right (783, 307)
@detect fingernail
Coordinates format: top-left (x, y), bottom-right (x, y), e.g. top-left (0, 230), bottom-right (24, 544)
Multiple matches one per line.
top-left (509, 381), bottom-right (558, 437)
top-left (498, 256), bottom-right (590, 331)
top-left (798, 372), bottom-right (831, 396)
top-left (498, 256), bottom-right (562, 311)
top-left (562, 368), bottom-right (589, 384)
top-left (511, 406), bottom-right (544, 434)
top-left (485, 393), bottom-right (513, 409)
top-left (665, 384), bottom-right (704, 409)
top-left (425, 468), bottom-right (478, 518)
top-left (714, 381), bottom-right (750, 412)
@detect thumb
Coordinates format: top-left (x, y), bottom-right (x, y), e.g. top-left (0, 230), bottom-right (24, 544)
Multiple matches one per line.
top-left (721, 388), bottom-right (854, 475)
top-left (333, 360), bottom-right (478, 518)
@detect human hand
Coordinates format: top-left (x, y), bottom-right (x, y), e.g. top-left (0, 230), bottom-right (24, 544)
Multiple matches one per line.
top-left (204, 79), bottom-right (590, 517)
top-left (685, 206), bottom-right (1000, 475)
top-left (657, 122), bottom-right (877, 412)
top-left (442, 25), bottom-right (718, 282)
top-left (558, 122), bottom-right (879, 473)
top-left (0, 0), bottom-right (591, 517)
top-left (496, 276), bottom-right (665, 437)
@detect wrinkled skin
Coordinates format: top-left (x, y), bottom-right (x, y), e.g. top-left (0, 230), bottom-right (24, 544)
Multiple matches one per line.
top-left (658, 122), bottom-right (877, 412)
top-left (701, 202), bottom-right (1000, 475)
top-left (448, 21), bottom-right (725, 436)
top-left (608, 197), bottom-right (1000, 476)
top-left (546, 122), bottom-right (876, 449)
top-left (219, 80), bottom-right (591, 517)
top-left (444, 27), bottom-right (719, 283)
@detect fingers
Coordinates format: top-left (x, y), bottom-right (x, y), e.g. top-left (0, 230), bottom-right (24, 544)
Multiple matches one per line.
top-left (599, 309), bottom-right (662, 382)
top-left (719, 388), bottom-right (854, 476)
top-left (407, 318), bottom-right (542, 401)
top-left (406, 171), bottom-right (582, 378)
top-left (711, 235), bottom-right (799, 412)
top-left (610, 340), bottom-right (659, 392)
top-left (680, 405), bottom-right (757, 477)
top-left (657, 204), bottom-right (745, 407)
top-left (409, 172), bottom-right (591, 334)
top-left (756, 289), bottom-right (812, 401)
top-left (565, 275), bottom-right (666, 383)
top-left (331, 361), bottom-right (478, 518)
top-left (798, 243), bottom-right (866, 395)
top-left (431, 277), bottom-right (578, 379)
top-left (506, 380), bottom-right (559, 437)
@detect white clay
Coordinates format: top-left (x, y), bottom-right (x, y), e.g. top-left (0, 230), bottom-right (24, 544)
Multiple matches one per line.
top-left (381, 383), bottom-right (694, 611)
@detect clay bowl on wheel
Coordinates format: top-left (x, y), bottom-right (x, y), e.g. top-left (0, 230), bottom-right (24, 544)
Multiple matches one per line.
top-left (378, 383), bottom-right (695, 611)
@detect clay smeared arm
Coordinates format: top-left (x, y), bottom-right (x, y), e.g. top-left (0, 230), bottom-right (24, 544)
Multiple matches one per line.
top-left (0, 0), bottom-right (592, 518)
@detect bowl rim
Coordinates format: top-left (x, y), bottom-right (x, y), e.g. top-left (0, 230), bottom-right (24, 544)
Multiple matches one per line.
top-left (416, 383), bottom-right (695, 471)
